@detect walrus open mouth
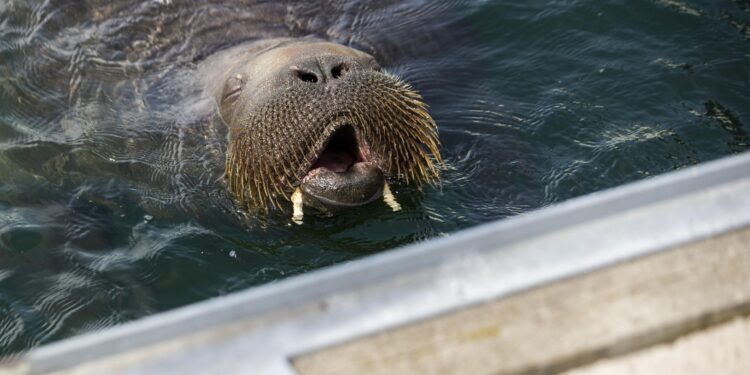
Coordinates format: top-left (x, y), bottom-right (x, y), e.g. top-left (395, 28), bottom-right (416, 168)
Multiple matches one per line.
top-left (300, 125), bottom-right (385, 208)
top-left (305, 125), bottom-right (364, 175)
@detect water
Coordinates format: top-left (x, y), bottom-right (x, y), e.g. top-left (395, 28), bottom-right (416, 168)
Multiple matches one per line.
top-left (1, 0), bottom-right (748, 355)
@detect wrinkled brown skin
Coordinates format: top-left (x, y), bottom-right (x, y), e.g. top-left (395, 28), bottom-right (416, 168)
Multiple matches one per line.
top-left (199, 37), bottom-right (441, 213)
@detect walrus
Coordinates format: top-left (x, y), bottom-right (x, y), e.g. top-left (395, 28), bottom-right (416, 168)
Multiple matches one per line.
top-left (1, 3), bottom-right (445, 225)
top-left (198, 37), bottom-right (443, 221)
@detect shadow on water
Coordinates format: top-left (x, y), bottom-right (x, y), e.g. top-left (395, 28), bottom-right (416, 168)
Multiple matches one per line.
top-left (0, 0), bottom-right (749, 354)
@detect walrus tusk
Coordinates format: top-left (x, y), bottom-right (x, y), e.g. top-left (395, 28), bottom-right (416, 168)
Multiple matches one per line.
top-left (383, 182), bottom-right (401, 212)
top-left (292, 187), bottom-right (304, 224)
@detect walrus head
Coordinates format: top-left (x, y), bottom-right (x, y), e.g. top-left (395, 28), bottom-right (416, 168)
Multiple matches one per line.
top-left (217, 39), bottom-right (441, 213)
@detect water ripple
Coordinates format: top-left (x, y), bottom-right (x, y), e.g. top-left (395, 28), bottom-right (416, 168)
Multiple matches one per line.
top-left (1, 0), bottom-right (749, 356)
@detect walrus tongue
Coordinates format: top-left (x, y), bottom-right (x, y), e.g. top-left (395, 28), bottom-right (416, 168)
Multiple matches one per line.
top-left (311, 149), bottom-right (355, 173)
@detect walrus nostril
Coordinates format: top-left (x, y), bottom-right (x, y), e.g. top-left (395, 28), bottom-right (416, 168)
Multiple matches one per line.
top-left (295, 69), bottom-right (318, 83)
top-left (331, 63), bottom-right (348, 79)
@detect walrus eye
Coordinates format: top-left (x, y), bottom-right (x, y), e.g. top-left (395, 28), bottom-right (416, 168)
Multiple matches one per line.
top-left (223, 74), bottom-right (245, 103)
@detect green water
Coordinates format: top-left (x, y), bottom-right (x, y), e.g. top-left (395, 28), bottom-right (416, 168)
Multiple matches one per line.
top-left (1, 0), bottom-right (749, 355)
